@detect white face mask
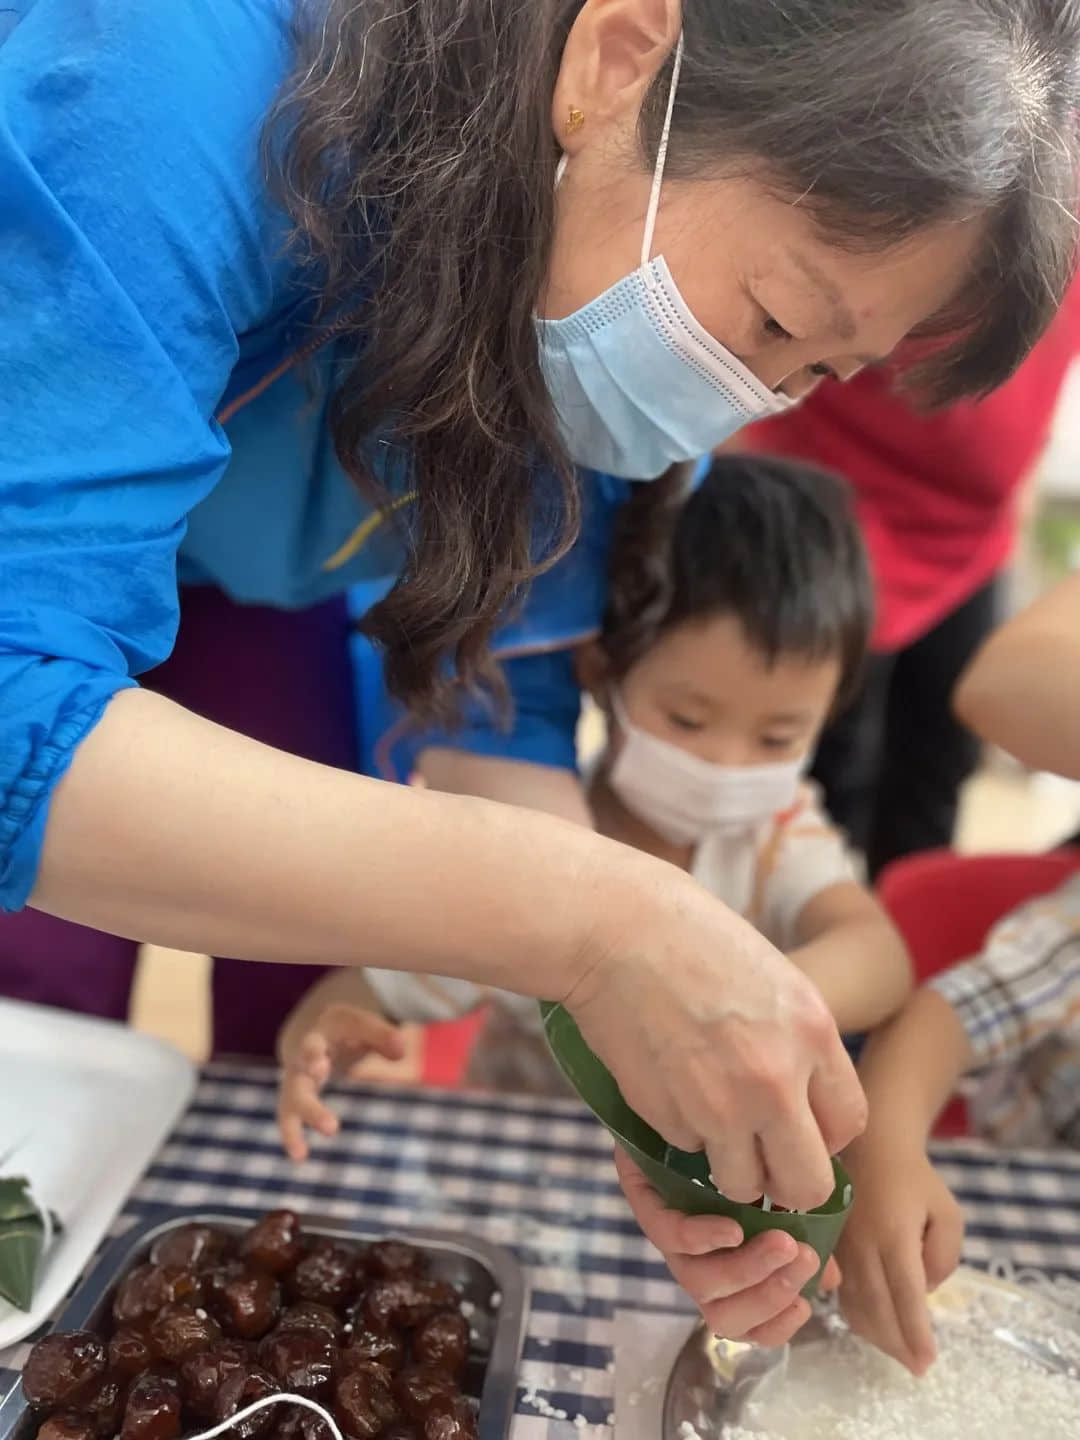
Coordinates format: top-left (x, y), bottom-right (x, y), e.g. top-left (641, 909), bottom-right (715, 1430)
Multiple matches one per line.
top-left (608, 696), bottom-right (806, 845)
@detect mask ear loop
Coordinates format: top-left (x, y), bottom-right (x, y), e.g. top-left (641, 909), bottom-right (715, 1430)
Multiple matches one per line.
top-left (186, 1393), bottom-right (345, 1440)
top-left (641, 31), bottom-right (685, 278)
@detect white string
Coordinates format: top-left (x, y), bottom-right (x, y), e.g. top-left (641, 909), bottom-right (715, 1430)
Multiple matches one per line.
top-left (640, 30), bottom-right (685, 270)
top-left (185, 1393), bottom-right (345, 1440)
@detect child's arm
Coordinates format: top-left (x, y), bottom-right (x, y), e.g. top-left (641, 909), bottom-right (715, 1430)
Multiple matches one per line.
top-left (415, 749), bottom-right (594, 826)
top-left (789, 883), bottom-right (913, 1034)
top-left (954, 570), bottom-right (1080, 779)
top-left (837, 988), bottom-right (972, 1373)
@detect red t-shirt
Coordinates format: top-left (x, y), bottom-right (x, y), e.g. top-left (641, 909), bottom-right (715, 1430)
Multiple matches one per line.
top-left (739, 287), bottom-right (1080, 652)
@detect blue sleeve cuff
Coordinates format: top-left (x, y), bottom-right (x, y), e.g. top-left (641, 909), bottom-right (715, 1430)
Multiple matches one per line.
top-left (0, 664), bottom-right (136, 911)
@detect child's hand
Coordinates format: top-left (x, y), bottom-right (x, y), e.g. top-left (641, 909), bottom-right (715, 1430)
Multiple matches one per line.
top-left (277, 1005), bottom-right (406, 1162)
top-left (837, 1140), bottom-right (964, 1376)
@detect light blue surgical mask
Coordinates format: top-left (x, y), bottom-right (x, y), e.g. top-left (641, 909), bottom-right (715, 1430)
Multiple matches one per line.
top-left (536, 33), bottom-right (793, 479)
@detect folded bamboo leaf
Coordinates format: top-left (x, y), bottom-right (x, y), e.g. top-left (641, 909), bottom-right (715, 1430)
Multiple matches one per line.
top-left (0, 1177), bottom-right (46, 1311)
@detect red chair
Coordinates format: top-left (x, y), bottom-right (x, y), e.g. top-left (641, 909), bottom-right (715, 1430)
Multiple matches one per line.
top-left (876, 847), bottom-right (1080, 1135)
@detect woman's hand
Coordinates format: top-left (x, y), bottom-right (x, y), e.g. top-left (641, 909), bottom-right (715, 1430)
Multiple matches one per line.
top-left (571, 861), bottom-right (866, 1215)
top-left (278, 1005), bottom-right (406, 1163)
top-left (836, 1139), bottom-right (965, 1374)
top-left (616, 1151), bottom-right (839, 1344)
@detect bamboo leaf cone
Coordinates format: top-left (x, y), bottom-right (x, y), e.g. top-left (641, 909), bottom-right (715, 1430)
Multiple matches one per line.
top-left (540, 1003), bottom-right (853, 1298)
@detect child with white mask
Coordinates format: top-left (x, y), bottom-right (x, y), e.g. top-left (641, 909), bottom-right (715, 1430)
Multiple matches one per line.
top-left (275, 456), bottom-right (910, 1151)
top-left (579, 455), bottom-right (911, 1036)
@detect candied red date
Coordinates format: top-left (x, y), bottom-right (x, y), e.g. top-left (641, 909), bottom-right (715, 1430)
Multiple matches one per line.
top-left (107, 1329), bottom-right (158, 1381)
top-left (240, 1211), bottom-right (305, 1276)
top-left (214, 1365), bottom-right (281, 1440)
top-left (363, 1279), bottom-right (458, 1333)
top-left (422, 1396), bottom-right (477, 1440)
top-left (334, 1364), bottom-right (399, 1440)
top-left (392, 1367), bottom-right (458, 1423)
top-left (179, 1339), bottom-right (252, 1420)
top-left (365, 1241), bottom-right (426, 1281)
top-left (379, 1427), bottom-right (420, 1440)
top-left (338, 1323), bottom-right (404, 1375)
top-left (277, 1302), bottom-right (342, 1345)
top-left (412, 1313), bottom-right (468, 1376)
top-left (257, 1331), bottom-right (335, 1398)
top-left (23, 1332), bottom-right (107, 1412)
top-left (270, 1404), bottom-right (335, 1440)
top-left (119, 1373), bottom-right (181, 1440)
top-left (150, 1224), bottom-right (231, 1272)
top-left (149, 1302), bottom-right (223, 1363)
top-left (207, 1265), bottom-right (283, 1340)
top-left (288, 1243), bottom-right (358, 1309)
top-left (112, 1265), bottom-right (202, 1327)
top-left (35, 1415), bottom-right (97, 1440)
top-left (82, 1377), bottom-right (123, 1438)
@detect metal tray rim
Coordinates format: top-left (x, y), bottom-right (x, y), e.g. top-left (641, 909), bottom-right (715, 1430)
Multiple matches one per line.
top-left (0, 1204), bottom-right (528, 1440)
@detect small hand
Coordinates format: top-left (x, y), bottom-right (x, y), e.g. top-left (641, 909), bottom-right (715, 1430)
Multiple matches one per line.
top-left (837, 1144), bottom-right (964, 1374)
top-left (277, 1004), bottom-right (406, 1162)
top-left (615, 1150), bottom-right (835, 1346)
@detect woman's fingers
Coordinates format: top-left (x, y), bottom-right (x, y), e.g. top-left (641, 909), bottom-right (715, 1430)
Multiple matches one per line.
top-left (758, 1096), bottom-right (837, 1214)
top-left (704, 1131), bottom-right (766, 1206)
top-left (695, 1244), bottom-right (819, 1341)
top-left (614, 1151), bottom-right (820, 1344)
top-left (807, 1036), bottom-right (868, 1157)
top-left (742, 1296), bottom-right (813, 1348)
top-left (615, 1150), bottom-right (744, 1254)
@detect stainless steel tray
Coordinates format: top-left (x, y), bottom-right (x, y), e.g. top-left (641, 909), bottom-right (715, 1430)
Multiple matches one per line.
top-left (0, 1206), bottom-right (528, 1440)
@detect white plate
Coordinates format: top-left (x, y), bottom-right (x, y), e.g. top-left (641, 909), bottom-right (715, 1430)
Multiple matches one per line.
top-left (0, 999), bottom-right (195, 1348)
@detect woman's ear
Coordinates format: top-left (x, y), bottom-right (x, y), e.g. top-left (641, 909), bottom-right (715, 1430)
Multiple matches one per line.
top-left (574, 640), bottom-right (613, 708)
top-left (552, 0), bottom-right (681, 153)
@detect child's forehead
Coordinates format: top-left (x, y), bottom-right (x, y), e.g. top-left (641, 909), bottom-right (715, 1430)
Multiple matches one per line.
top-left (637, 616), bottom-right (841, 708)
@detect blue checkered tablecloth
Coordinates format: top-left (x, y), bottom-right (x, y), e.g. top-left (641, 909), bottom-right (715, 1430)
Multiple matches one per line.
top-left (3, 1061), bottom-right (1080, 1436)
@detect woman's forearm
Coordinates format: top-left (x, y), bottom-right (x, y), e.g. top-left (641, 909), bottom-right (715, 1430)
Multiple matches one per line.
top-left (32, 689), bottom-right (605, 995)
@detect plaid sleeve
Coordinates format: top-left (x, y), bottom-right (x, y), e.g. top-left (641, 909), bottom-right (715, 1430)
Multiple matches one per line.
top-left (930, 878), bottom-right (1080, 1068)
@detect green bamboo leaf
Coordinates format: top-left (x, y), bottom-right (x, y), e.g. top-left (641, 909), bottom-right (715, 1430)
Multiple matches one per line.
top-left (0, 1177), bottom-right (46, 1311)
top-left (0, 1177), bottom-right (39, 1225)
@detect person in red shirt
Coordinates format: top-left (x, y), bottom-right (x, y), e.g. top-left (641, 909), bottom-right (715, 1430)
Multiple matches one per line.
top-left (737, 284), bottom-right (1080, 878)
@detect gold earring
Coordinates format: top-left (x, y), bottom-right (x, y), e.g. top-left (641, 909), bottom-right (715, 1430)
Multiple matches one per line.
top-left (566, 105), bottom-right (585, 135)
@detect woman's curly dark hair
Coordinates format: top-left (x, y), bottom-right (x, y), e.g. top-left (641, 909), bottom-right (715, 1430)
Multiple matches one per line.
top-left (267, 0), bottom-right (1080, 715)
